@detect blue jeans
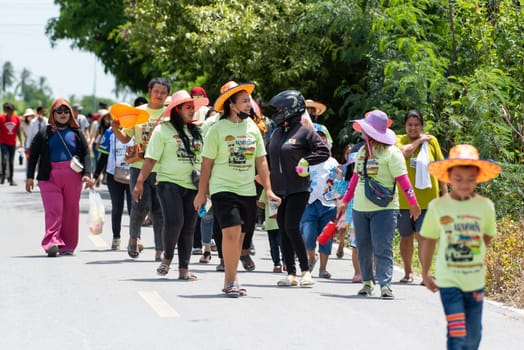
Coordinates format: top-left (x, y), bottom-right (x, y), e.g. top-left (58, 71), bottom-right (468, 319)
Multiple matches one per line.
top-left (300, 199), bottom-right (336, 254)
top-left (200, 206), bottom-right (214, 246)
top-left (439, 287), bottom-right (484, 350)
top-left (352, 209), bottom-right (398, 287)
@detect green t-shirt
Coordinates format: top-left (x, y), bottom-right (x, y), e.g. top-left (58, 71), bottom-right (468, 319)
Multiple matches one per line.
top-left (353, 145), bottom-right (407, 211)
top-left (396, 134), bottom-right (444, 209)
top-left (200, 113), bottom-right (220, 139)
top-left (420, 194), bottom-right (496, 291)
top-left (123, 104), bottom-right (165, 170)
top-left (145, 121), bottom-right (202, 190)
top-left (202, 117), bottom-right (266, 197)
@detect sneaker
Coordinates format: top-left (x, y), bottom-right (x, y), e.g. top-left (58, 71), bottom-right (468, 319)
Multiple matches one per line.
top-left (300, 271), bottom-right (314, 287)
top-left (47, 245), bottom-right (59, 257)
top-left (199, 251), bottom-right (212, 263)
top-left (381, 285), bottom-right (394, 300)
top-left (277, 275), bottom-right (298, 286)
top-left (111, 238), bottom-right (121, 251)
top-left (358, 281), bottom-right (374, 296)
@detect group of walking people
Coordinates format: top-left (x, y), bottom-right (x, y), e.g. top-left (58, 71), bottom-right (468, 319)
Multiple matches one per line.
top-left (17, 75), bottom-right (501, 349)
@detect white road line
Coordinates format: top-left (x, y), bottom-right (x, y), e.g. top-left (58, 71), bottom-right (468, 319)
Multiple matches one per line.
top-left (88, 234), bottom-right (108, 248)
top-left (138, 291), bottom-right (180, 318)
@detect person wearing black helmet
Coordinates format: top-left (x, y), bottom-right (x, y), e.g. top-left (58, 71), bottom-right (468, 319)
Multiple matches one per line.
top-left (267, 90), bottom-right (330, 287)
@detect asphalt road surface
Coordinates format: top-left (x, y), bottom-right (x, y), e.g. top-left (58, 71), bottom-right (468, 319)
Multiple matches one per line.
top-left (1, 161), bottom-right (523, 350)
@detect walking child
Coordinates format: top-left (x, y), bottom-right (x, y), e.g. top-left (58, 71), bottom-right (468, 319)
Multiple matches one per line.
top-left (419, 144), bottom-right (501, 350)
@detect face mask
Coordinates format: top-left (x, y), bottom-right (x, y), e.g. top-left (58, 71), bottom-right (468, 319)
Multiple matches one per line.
top-left (237, 111), bottom-right (250, 120)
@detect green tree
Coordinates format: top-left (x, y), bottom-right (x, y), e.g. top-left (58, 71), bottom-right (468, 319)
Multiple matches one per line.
top-left (1, 61), bottom-right (15, 98)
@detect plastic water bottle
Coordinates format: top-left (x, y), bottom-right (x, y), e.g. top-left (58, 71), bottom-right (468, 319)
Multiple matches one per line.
top-left (198, 205), bottom-right (207, 218)
top-left (317, 220), bottom-right (338, 245)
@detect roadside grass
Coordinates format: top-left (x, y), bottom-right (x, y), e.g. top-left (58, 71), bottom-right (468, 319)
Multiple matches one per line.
top-left (390, 219), bottom-right (524, 309)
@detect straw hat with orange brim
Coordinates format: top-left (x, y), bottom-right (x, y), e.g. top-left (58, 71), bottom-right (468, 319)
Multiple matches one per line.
top-left (110, 103), bottom-right (149, 129)
top-left (305, 99), bottom-right (327, 116)
top-left (352, 109), bottom-right (395, 145)
top-left (163, 90), bottom-right (209, 119)
top-left (428, 144), bottom-right (501, 184)
top-left (214, 81), bottom-right (255, 113)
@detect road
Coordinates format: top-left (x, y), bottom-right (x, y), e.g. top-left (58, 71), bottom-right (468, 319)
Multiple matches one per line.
top-left (1, 161), bottom-right (523, 350)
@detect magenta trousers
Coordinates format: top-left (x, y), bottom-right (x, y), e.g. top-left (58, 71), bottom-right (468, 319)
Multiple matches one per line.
top-left (38, 161), bottom-right (83, 253)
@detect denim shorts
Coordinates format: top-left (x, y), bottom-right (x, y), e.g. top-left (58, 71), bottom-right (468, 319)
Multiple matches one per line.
top-left (397, 209), bottom-right (427, 237)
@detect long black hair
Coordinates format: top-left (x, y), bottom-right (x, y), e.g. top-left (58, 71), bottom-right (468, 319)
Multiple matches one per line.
top-left (169, 106), bottom-right (202, 157)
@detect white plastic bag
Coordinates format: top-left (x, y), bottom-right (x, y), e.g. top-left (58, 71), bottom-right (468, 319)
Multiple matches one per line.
top-left (88, 190), bottom-right (105, 235)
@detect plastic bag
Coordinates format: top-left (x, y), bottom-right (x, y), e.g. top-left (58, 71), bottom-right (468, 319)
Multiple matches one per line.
top-left (88, 190), bottom-right (105, 235)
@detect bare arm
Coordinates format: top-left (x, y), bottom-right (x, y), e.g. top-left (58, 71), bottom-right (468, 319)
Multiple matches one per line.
top-left (111, 120), bottom-right (132, 144)
top-left (132, 158), bottom-right (157, 202)
top-left (419, 236), bottom-right (438, 292)
top-left (483, 234), bottom-right (493, 247)
top-left (399, 134), bottom-right (431, 158)
top-left (255, 155), bottom-right (280, 205)
top-left (193, 157), bottom-right (214, 211)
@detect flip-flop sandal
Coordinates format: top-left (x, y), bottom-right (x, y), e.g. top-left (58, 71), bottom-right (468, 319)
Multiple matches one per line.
top-left (399, 276), bottom-right (414, 283)
top-left (240, 255), bottom-right (255, 271)
top-left (223, 283), bottom-right (240, 298)
top-left (127, 244), bottom-right (139, 258)
top-left (319, 270), bottom-right (332, 279)
top-left (157, 263), bottom-right (170, 276)
top-left (178, 272), bottom-right (198, 281)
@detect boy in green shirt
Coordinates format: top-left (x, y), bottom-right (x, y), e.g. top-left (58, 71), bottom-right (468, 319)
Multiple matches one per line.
top-left (419, 144), bottom-right (501, 350)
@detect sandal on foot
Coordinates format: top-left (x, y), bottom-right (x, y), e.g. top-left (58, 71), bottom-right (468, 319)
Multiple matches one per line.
top-left (352, 275), bottom-right (362, 283)
top-left (127, 243), bottom-right (139, 259)
top-left (216, 259), bottom-right (225, 271)
top-left (240, 255), bottom-right (255, 271)
top-left (399, 275), bottom-right (414, 283)
top-left (156, 262), bottom-right (170, 276)
top-left (336, 247), bottom-right (344, 259)
top-left (300, 271), bottom-right (315, 287)
top-left (319, 270), bottom-right (332, 279)
top-left (137, 239), bottom-right (144, 252)
top-left (199, 251), bottom-right (212, 263)
top-left (178, 272), bottom-right (198, 281)
top-left (223, 283), bottom-right (240, 298)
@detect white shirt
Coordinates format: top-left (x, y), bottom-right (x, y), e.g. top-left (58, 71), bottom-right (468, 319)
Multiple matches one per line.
top-left (26, 116), bottom-right (48, 148)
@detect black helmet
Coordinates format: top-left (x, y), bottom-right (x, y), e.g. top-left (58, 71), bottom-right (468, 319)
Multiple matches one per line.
top-left (268, 90), bottom-right (306, 126)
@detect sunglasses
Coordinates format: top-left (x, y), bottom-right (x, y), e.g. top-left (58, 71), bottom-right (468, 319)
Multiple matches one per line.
top-left (54, 109), bottom-right (70, 115)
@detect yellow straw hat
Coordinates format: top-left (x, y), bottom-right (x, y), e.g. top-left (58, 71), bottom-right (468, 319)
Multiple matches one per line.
top-left (305, 99), bottom-right (327, 116)
top-left (428, 144), bottom-right (501, 183)
top-left (110, 103), bottom-right (149, 128)
top-left (214, 81), bottom-right (255, 113)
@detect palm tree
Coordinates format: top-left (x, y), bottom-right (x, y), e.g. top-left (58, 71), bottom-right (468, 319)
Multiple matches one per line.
top-left (15, 68), bottom-right (32, 98)
top-left (1, 61), bottom-right (16, 99)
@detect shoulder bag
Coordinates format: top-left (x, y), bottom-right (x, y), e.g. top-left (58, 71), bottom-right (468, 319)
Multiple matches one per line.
top-left (362, 156), bottom-right (396, 207)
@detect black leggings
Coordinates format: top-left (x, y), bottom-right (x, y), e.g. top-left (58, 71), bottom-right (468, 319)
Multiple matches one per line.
top-left (156, 182), bottom-right (198, 268)
top-left (277, 191), bottom-right (310, 276)
top-left (106, 174), bottom-right (132, 238)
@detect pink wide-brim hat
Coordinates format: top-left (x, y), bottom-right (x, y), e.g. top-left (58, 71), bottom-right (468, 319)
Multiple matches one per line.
top-left (428, 144), bottom-right (501, 183)
top-left (352, 110), bottom-right (396, 145)
top-left (163, 90), bottom-right (209, 117)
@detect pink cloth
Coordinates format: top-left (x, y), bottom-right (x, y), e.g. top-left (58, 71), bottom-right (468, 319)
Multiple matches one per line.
top-left (395, 173), bottom-right (418, 206)
top-left (39, 161), bottom-right (83, 253)
top-left (342, 172), bottom-right (359, 204)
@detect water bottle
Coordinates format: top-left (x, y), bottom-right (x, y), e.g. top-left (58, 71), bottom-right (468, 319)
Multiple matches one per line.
top-left (317, 220), bottom-right (338, 245)
top-left (198, 205), bottom-right (207, 218)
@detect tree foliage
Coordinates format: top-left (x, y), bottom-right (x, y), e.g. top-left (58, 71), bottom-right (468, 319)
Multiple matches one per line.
top-left (46, 0), bottom-right (524, 164)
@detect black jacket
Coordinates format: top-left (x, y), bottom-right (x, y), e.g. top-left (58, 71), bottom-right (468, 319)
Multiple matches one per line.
top-left (27, 126), bottom-right (92, 180)
top-left (268, 122), bottom-right (330, 197)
